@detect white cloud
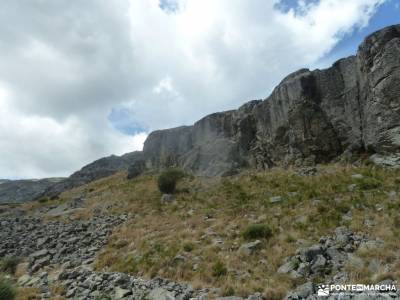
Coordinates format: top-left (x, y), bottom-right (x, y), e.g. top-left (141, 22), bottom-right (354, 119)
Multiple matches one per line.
top-left (0, 0), bottom-right (385, 178)
top-left (121, 0), bottom-right (385, 129)
top-left (0, 82), bottom-right (144, 178)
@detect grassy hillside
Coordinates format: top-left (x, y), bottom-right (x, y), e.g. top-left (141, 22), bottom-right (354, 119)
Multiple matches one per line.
top-left (29, 163), bottom-right (397, 298)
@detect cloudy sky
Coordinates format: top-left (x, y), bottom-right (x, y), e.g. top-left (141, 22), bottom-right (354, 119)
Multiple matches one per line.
top-left (0, 0), bottom-right (399, 179)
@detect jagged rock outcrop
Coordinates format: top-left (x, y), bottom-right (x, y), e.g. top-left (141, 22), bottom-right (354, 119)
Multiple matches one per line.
top-left (140, 24), bottom-right (400, 176)
top-left (42, 151), bottom-right (143, 198)
top-left (0, 178), bottom-right (64, 204)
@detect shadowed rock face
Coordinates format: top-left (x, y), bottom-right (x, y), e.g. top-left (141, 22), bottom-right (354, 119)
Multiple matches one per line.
top-left (141, 24), bottom-right (400, 176)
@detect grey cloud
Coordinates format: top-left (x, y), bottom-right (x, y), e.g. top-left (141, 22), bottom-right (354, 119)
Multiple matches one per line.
top-left (0, 0), bottom-right (149, 119)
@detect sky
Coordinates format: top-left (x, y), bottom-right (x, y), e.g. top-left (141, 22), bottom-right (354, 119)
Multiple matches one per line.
top-left (0, 0), bottom-right (399, 179)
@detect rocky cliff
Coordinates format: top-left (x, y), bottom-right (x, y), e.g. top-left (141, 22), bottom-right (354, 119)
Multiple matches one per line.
top-left (141, 24), bottom-right (400, 176)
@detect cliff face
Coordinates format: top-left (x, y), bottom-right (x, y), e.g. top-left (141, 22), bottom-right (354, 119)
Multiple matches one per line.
top-left (142, 24), bottom-right (400, 176)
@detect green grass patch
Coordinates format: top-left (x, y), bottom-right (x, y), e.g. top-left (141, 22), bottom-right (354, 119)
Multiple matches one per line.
top-left (242, 223), bottom-right (273, 240)
top-left (0, 276), bottom-right (16, 300)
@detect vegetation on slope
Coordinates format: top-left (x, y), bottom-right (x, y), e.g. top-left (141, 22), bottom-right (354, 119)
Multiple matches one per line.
top-left (21, 163), bottom-right (400, 298)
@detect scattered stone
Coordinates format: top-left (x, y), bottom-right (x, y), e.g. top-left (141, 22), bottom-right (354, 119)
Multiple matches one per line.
top-left (342, 211), bottom-right (353, 221)
top-left (279, 227), bottom-right (381, 281)
top-left (239, 240), bottom-right (262, 255)
top-left (30, 249), bottom-right (49, 259)
top-left (269, 196), bottom-right (282, 203)
top-left (284, 282), bottom-right (314, 299)
top-left (348, 184), bottom-right (358, 192)
top-left (310, 254), bottom-right (326, 274)
top-left (18, 274), bottom-right (32, 286)
top-left (0, 215), bottom-right (125, 275)
top-left (160, 194), bottom-right (174, 204)
top-left (297, 167), bottom-right (317, 176)
top-left (370, 153), bottom-right (400, 168)
top-left (148, 287), bottom-right (176, 300)
top-left (277, 260), bottom-right (297, 274)
top-left (351, 174), bottom-right (364, 179)
top-left (172, 255), bottom-right (186, 264)
top-left (114, 286), bottom-right (132, 299)
top-left (364, 218), bottom-right (376, 227)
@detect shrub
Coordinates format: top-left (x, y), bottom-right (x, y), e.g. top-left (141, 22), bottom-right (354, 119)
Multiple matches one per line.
top-left (222, 286), bottom-right (235, 296)
top-left (356, 177), bottom-right (382, 190)
top-left (94, 295), bottom-right (112, 300)
top-left (394, 215), bottom-right (400, 228)
top-left (157, 168), bottom-right (185, 194)
top-left (0, 257), bottom-right (20, 274)
top-left (212, 261), bottom-right (227, 277)
top-left (37, 197), bottom-right (49, 203)
top-left (183, 243), bottom-right (194, 252)
top-left (242, 224), bottom-right (272, 240)
top-left (0, 276), bottom-right (16, 300)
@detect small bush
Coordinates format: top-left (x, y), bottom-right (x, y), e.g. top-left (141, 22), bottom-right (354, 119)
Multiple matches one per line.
top-left (222, 286), bottom-right (235, 296)
top-left (37, 197), bottom-right (49, 203)
top-left (0, 276), bottom-right (16, 300)
top-left (94, 295), bottom-right (112, 300)
top-left (212, 261), bottom-right (227, 277)
top-left (0, 257), bottom-right (20, 274)
top-left (242, 224), bottom-right (272, 240)
top-left (356, 177), bottom-right (382, 190)
top-left (157, 168), bottom-right (185, 194)
top-left (394, 215), bottom-right (400, 228)
top-left (183, 243), bottom-right (194, 252)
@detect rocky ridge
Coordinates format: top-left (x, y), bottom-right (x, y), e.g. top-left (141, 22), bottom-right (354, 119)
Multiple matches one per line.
top-left (140, 24), bottom-right (400, 176)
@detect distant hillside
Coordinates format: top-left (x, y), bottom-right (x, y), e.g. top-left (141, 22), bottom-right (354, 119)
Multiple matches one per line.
top-left (41, 151), bottom-right (144, 199)
top-left (0, 178), bottom-right (64, 204)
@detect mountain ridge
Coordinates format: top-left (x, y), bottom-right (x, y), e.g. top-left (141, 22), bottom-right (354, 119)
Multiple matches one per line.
top-left (2, 24), bottom-right (400, 203)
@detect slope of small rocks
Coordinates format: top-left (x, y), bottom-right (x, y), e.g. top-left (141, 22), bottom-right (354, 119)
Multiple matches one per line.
top-left (1, 212), bottom-right (263, 299)
top-left (281, 227), bottom-right (399, 299)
